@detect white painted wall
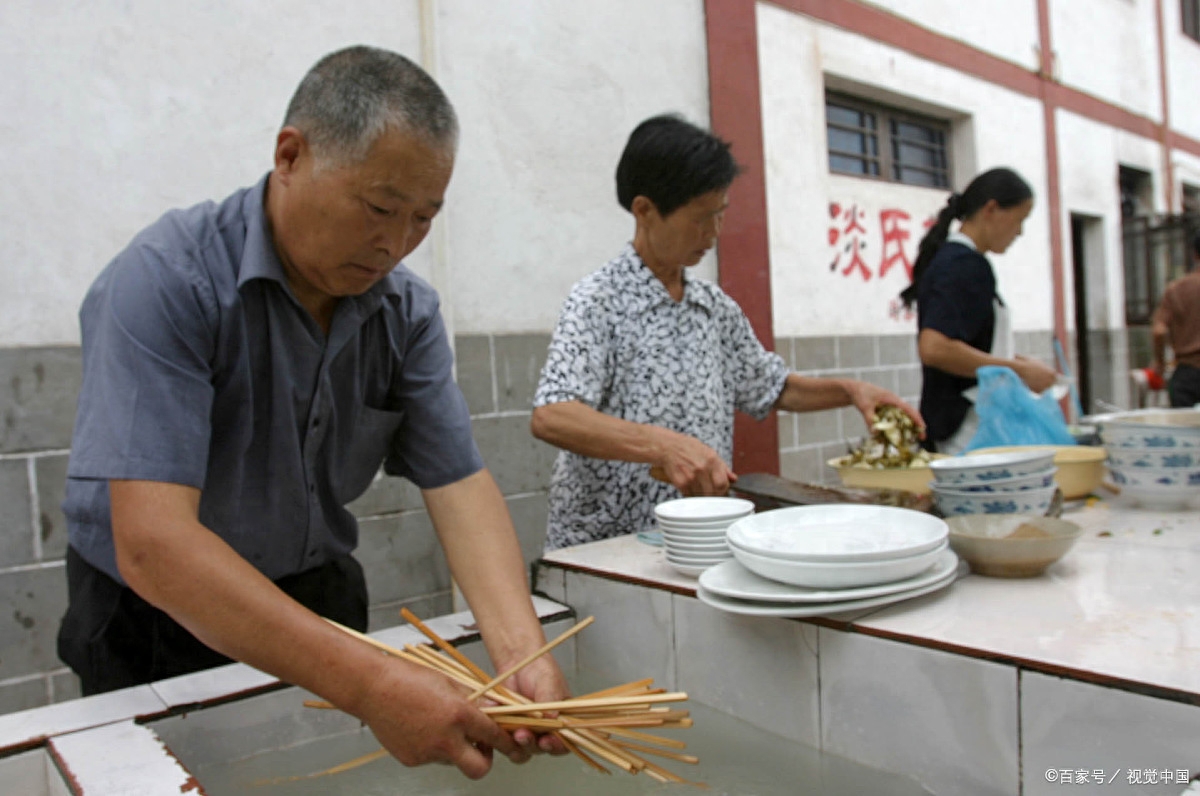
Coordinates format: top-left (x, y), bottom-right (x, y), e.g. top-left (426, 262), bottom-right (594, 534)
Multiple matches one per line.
top-left (0, 0), bottom-right (425, 346)
top-left (436, 0), bottom-right (711, 335)
top-left (1054, 109), bottom-right (1156, 331)
top-left (1050, 0), bottom-right (1162, 121)
top-left (758, 3), bottom-right (1053, 338)
top-left (1165, 1), bottom-right (1200, 146)
top-left (871, 0), bottom-right (1041, 70)
top-left (0, 0), bottom-right (709, 346)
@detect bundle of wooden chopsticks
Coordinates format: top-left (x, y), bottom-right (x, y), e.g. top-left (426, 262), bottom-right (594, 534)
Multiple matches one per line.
top-left (307, 608), bottom-right (703, 786)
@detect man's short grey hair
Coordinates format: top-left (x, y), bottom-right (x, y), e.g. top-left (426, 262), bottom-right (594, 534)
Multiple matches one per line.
top-left (283, 45), bottom-right (458, 165)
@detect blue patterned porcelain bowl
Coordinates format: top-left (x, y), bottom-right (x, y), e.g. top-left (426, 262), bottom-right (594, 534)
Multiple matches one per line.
top-left (943, 467), bottom-right (1057, 493)
top-left (1105, 447), bottom-right (1199, 469)
top-left (929, 450), bottom-right (1056, 486)
top-left (1090, 408), bottom-right (1200, 449)
top-left (1107, 465), bottom-right (1200, 489)
top-left (931, 482), bottom-right (1057, 516)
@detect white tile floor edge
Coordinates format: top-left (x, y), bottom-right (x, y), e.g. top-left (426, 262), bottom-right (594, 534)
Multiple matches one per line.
top-left (50, 721), bottom-right (194, 796)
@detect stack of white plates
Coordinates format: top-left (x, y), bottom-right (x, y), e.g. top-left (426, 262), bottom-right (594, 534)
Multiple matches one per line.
top-left (928, 450), bottom-right (1058, 516)
top-left (654, 497), bottom-right (754, 577)
top-left (697, 505), bottom-right (957, 617)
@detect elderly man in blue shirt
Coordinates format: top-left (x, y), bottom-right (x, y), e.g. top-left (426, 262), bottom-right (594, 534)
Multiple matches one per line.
top-left (57, 45), bottom-right (565, 779)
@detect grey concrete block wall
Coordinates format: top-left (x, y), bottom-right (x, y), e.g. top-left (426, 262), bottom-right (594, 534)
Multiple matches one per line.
top-left (0, 335), bottom-right (563, 717)
top-left (0, 326), bottom-right (1126, 716)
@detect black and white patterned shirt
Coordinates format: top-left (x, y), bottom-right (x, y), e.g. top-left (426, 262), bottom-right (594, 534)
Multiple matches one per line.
top-left (535, 243), bottom-right (789, 550)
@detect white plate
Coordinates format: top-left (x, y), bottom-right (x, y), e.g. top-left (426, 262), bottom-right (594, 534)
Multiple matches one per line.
top-left (695, 557), bottom-right (959, 617)
top-left (730, 540), bottom-right (948, 589)
top-left (655, 497), bottom-right (755, 523)
top-left (725, 505), bottom-right (947, 563)
top-left (699, 548), bottom-right (958, 604)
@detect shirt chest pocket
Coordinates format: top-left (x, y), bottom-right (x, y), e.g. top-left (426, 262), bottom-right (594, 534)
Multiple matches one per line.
top-left (330, 404), bottom-right (406, 505)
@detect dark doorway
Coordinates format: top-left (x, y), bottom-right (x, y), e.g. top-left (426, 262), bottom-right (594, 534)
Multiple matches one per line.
top-left (1070, 215), bottom-right (1093, 413)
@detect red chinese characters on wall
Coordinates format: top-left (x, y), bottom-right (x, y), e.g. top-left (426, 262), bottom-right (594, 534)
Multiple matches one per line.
top-left (827, 202), bottom-right (871, 281)
top-left (828, 202), bottom-right (935, 321)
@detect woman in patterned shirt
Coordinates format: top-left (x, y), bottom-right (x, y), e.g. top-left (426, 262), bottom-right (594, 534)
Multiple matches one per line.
top-left (531, 114), bottom-right (921, 550)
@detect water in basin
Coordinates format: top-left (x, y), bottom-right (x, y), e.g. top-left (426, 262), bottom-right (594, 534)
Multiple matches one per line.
top-left (150, 674), bottom-right (933, 796)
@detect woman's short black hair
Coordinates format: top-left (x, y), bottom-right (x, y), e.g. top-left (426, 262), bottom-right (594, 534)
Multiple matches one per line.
top-left (615, 114), bottom-right (740, 217)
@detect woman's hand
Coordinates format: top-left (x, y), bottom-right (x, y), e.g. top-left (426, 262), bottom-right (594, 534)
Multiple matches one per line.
top-left (654, 428), bottom-right (737, 496)
top-left (1012, 356), bottom-right (1057, 394)
top-left (844, 382), bottom-right (925, 437)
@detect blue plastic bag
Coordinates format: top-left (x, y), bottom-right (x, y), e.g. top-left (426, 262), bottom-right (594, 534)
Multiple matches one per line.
top-left (964, 366), bottom-right (1076, 451)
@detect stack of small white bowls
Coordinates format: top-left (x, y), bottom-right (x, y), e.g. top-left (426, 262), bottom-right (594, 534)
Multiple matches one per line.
top-left (1090, 408), bottom-right (1200, 509)
top-left (723, 505), bottom-right (950, 590)
top-left (654, 497), bottom-right (755, 577)
top-left (928, 450), bottom-right (1058, 516)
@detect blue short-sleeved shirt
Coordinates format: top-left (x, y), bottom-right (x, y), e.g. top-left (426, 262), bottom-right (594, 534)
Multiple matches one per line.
top-left (916, 241), bottom-right (998, 444)
top-left (533, 243), bottom-right (789, 550)
top-left (65, 174), bottom-right (483, 583)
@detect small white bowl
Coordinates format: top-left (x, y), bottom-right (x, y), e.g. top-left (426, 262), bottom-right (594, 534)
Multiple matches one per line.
top-left (942, 467), bottom-right (1056, 493)
top-left (655, 497), bottom-right (755, 523)
top-left (729, 541), bottom-right (946, 589)
top-left (929, 450), bottom-right (1056, 485)
top-left (663, 537), bottom-right (729, 553)
top-left (932, 483), bottom-right (1057, 517)
top-left (667, 561), bottom-right (713, 578)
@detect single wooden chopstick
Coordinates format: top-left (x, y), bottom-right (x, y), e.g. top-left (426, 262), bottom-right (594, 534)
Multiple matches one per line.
top-left (466, 616), bottom-right (595, 700)
top-left (481, 692), bottom-right (687, 715)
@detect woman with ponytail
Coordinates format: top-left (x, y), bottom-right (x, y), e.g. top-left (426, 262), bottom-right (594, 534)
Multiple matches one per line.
top-left (900, 167), bottom-right (1057, 453)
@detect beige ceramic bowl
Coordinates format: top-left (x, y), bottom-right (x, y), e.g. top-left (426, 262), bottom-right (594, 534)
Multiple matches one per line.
top-left (971, 445), bottom-right (1106, 500)
top-left (946, 515), bottom-right (1082, 578)
top-left (826, 454), bottom-right (947, 495)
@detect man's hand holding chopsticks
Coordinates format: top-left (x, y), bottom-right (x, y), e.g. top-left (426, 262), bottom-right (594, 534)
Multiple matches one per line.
top-left (503, 654), bottom-right (571, 755)
top-left (351, 657), bottom-right (529, 779)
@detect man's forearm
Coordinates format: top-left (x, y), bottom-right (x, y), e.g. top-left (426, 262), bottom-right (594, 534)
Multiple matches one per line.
top-left (110, 480), bottom-right (387, 717)
top-left (424, 470), bottom-right (548, 668)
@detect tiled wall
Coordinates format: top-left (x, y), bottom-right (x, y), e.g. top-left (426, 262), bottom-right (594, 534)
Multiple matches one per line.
top-left (0, 328), bottom-right (1120, 716)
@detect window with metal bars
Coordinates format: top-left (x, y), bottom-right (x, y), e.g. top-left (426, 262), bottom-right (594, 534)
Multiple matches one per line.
top-left (824, 92), bottom-right (951, 188)
top-left (1184, 0), bottom-right (1200, 42)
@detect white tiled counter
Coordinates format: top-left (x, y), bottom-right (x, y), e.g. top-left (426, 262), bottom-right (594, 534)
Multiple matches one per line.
top-left (535, 495), bottom-right (1200, 796)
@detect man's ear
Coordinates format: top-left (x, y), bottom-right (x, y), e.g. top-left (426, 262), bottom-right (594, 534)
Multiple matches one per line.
top-left (273, 126), bottom-right (307, 181)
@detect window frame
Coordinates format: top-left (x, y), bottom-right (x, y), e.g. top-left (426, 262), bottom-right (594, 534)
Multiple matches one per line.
top-left (1184, 0), bottom-right (1200, 43)
top-left (824, 91), bottom-right (952, 189)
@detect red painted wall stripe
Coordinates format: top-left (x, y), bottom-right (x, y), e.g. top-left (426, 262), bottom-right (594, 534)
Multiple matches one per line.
top-left (705, 0), bottom-right (780, 476)
top-left (1155, 0), bottom-right (1175, 211)
top-left (1036, 0), bottom-right (1069, 373)
top-left (764, 0), bottom-right (1200, 162)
